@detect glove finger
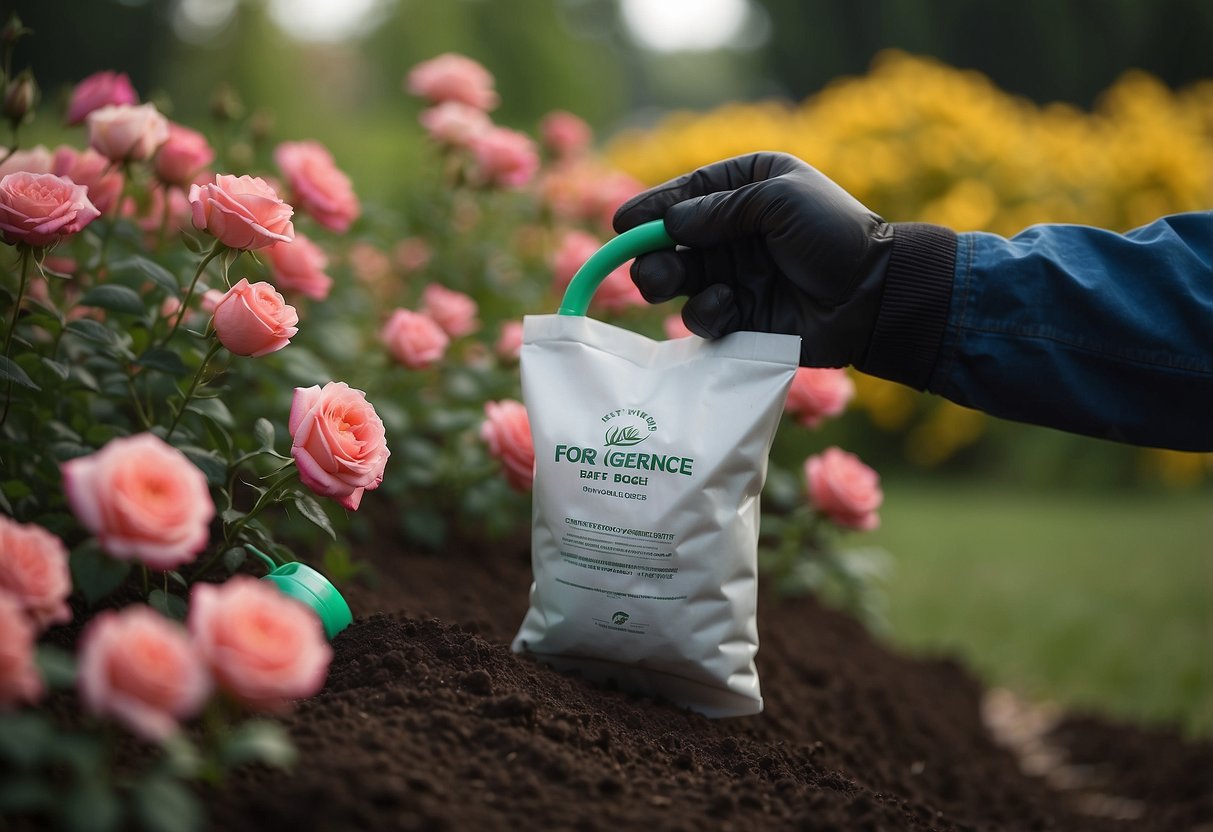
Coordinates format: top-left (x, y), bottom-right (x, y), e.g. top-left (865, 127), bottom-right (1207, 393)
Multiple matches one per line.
top-left (681, 283), bottom-right (742, 340)
top-left (630, 249), bottom-right (710, 304)
top-left (613, 152), bottom-right (807, 233)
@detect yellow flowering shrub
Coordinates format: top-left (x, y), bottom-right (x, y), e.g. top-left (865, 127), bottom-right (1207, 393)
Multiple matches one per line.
top-left (609, 51), bottom-right (1213, 477)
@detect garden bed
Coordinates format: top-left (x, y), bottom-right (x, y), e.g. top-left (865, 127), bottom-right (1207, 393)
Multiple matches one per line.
top-left (207, 537), bottom-right (1211, 832)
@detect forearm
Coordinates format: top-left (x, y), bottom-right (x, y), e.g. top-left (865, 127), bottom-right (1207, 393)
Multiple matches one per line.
top-left (860, 213), bottom-right (1213, 451)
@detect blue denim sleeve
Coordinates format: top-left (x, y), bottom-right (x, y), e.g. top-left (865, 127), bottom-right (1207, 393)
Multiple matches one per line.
top-left (928, 212), bottom-right (1213, 451)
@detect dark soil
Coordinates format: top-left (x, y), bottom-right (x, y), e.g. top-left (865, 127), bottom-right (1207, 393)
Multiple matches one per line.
top-left (208, 537), bottom-right (1213, 832)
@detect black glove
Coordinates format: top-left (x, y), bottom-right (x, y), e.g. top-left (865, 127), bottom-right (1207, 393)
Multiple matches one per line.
top-left (614, 152), bottom-right (955, 380)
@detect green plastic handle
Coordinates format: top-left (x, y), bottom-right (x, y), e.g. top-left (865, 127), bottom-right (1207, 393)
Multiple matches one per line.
top-left (557, 220), bottom-right (675, 316)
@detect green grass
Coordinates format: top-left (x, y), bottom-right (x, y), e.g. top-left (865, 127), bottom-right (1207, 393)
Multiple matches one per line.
top-left (863, 478), bottom-right (1213, 737)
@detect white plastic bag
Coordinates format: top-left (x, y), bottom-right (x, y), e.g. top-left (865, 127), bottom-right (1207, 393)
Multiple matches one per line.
top-left (513, 310), bottom-right (798, 717)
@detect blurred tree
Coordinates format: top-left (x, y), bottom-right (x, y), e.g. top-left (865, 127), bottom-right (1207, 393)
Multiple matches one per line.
top-left (754, 0), bottom-right (1213, 106)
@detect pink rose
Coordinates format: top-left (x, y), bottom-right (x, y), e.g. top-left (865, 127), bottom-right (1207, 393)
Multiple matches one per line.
top-left (212, 278), bottom-right (299, 357)
top-left (381, 308), bottom-right (449, 369)
top-left (189, 577), bottom-right (330, 711)
top-left (0, 593), bottom-right (42, 708)
top-left (267, 234), bottom-right (332, 301)
top-left (405, 53), bottom-right (499, 110)
top-left (0, 516), bottom-right (71, 631)
top-left (347, 241), bottom-right (391, 285)
top-left (52, 145), bottom-right (124, 215)
top-left (61, 433), bottom-right (216, 570)
top-left (0, 145), bottom-right (52, 178)
top-left (663, 314), bottom-right (694, 340)
top-left (77, 606), bottom-right (210, 741)
top-left (419, 102), bottom-right (491, 147)
top-left (469, 127), bottom-right (539, 189)
top-left (290, 382), bottom-right (390, 511)
top-left (420, 283), bottom-right (479, 338)
top-left (805, 447), bottom-right (883, 531)
top-left (273, 141), bottom-right (360, 233)
top-left (66, 70), bottom-right (138, 126)
top-left (551, 229), bottom-right (600, 292)
top-left (200, 288), bottom-right (226, 313)
top-left (495, 320), bottom-right (524, 361)
top-left (154, 123), bottom-right (214, 188)
top-left (0, 172), bottom-right (100, 248)
top-left (592, 264), bottom-right (644, 313)
top-left (480, 400), bottom-right (534, 492)
top-left (540, 110), bottom-right (592, 160)
top-left (393, 236), bottom-right (431, 274)
top-left (86, 103), bottom-right (170, 163)
top-left (785, 367), bottom-right (856, 429)
top-left (189, 174), bottom-right (295, 250)
top-left (595, 170), bottom-right (646, 232)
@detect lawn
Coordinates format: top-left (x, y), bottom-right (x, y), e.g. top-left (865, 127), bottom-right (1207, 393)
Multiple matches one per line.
top-left (864, 477), bottom-right (1213, 737)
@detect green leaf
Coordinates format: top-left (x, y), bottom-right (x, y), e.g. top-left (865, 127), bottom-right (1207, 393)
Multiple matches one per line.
top-left (253, 417), bottom-right (275, 450)
top-left (70, 543), bottom-right (132, 604)
top-left (35, 646), bottom-right (76, 689)
top-left (49, 441), bottom-right (97, 462)
top-left (0, 713), bottom-right (53, 767)
top-left (3, 479), bottom-right (32, 501)
top-left (0, 775), bottom-right (54, 813)
top-left (132, 775), bottom-right (203, 832)
top-left (179, 446), bottom-right (226, 486)
top-left (79, 284), bottom-right (145, 316)
top-left (292, 493), bottom-right (335, 540)
top-left (0, 354), bottom-right (40, 391)
top-left (60, 778), bottom-right (122, 832)
top-left (222, 546), bottom-right (247, 574)
top-left (111, 255), bottom-right (178, 294)
top-left (166, 570), bottom-right (188, 588)
top-left (65, 318), bottom-right (119, 346)
top-left (40, 357), bottom-right (70, 381)
top-left (137, 348), bottom-right (190, 376)
top-left (148, 589), bottom-right (188, 621)
top-left (221, 508), bottom-right (246, 526)
top-left (159, 734), bottom-right (203, 779)
top-left (219, 720), bottom-right (297, 770)
top-left (185, 396), bottom-right (233, 427)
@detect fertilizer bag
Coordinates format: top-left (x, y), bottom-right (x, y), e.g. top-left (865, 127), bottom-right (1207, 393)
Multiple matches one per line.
top-left (512, 221), bottom-right (799, 717)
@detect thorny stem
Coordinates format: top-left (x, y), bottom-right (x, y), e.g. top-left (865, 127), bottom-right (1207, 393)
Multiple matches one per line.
top-left (165, 339), bottom-right (223, 440)
top-left (1, 246), bottom-right (33, 427)
top-left (159, 239), bottom-right (225, 349)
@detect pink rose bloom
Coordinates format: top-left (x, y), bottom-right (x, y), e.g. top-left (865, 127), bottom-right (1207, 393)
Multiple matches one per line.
top-left (480, 400), bottom-right (534, 492)
top-left (267, 234), bottom-right (332, 301)
top-left (495, 320), bottom-right (524, 362)
top-left (200, 288), bottom-right (226, 313)
top-left (86, 103), bottom-right (170, 163)
top-left (66, 70), bottom-right (138, 126)
top-left (785, 367), bottom-right (856, 429)
top-left (393, 236), bottom-right (431, 274)
top-left (420, 283), bottom-right (479, 338)
top-left (190, 577), bottom-right (330, 711)
top-left (663, 314), bottom-right (694, 340)
top-left (347, 241), bottom-right (391, 285)
top-left (0, 516), bottom-right (71, 631)
top-left (0, 172), bottom-right (100, 248)
top-left (154, 123), bottom-right (214, 188)
top-left (0, 593), bottom-right (42, 708)
top-left (61, 433), bottom-right (216, 570)
top-left (551, 229), bottom-right (600, 292)
top-left (405, 53), bottom-right (499, 110)
top-left (419, 101), bottom-right (491, 148)
top-left (805, 446), bottom-right (883, 531)
top-left (52, 145), bottom-right (124, 215)
top-left (381, 308), bottom-right (449, 370)
top-left (189, 174), bottom-right (295, 250)
top-left (290, 382), bottom-right (390, 511)
top-left (212, 278), bottom-right (299, 357)
top-left (592, 263), bottom-right (645, 313)
top-left (129, 185), bottom-right (191, 238)
top-left (540, 110), bottom-right (592, 160)
top-left (161, 296), bottom-right (184, 326)
top-left (595, 170), bottom-right (646, 231)
top-left (77, 606), bottom-right (211, 741)
top-left (0, 145), bottom-right (52, 178)
top-left (469, 127), bottom-right (539, 189)
top-left (273, 141), bottom-right (360, 233)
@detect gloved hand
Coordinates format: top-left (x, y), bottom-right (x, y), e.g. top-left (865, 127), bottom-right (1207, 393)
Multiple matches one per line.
top-left (613, 152), bottom-right (893, 368)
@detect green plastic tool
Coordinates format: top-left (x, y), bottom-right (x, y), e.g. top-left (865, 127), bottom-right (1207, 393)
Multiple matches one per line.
top-left (250, 546), bottom-right (352, 640)
top-left (557, 219), bottom-right (675, 316)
